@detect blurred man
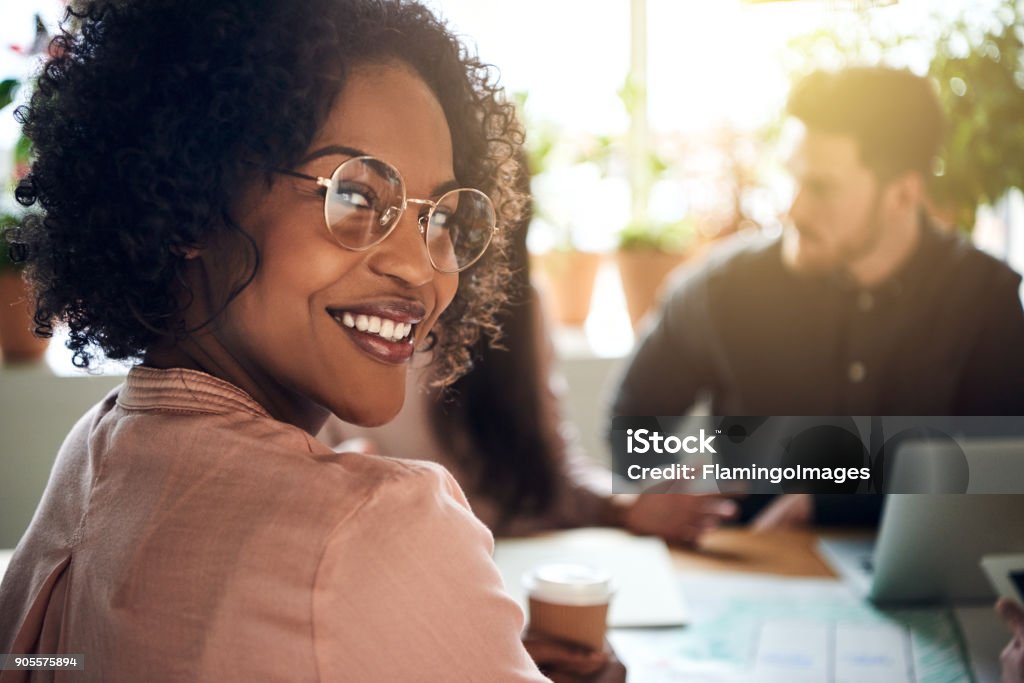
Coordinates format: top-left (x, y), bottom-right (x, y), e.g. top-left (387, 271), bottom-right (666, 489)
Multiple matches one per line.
top-left (609, 67), bottom-right (1024, 527)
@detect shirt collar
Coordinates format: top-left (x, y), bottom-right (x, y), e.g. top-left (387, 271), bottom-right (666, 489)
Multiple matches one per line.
top-left (118, 365), bottom-right (271, 418)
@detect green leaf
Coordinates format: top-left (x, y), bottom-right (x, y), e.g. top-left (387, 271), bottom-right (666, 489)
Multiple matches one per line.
top-left (617, 218), bottom-right (697, 253)
top-left (0, 79), bottom-right (21, 111)
top-left (14, 134), bottom-right (32, 167)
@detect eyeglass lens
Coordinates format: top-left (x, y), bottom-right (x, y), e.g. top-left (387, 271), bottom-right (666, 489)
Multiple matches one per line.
top-left (325, 157), bottom-right (495, 272)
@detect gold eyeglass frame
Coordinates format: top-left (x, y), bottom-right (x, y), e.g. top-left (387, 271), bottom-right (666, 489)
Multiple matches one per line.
top-left (269, 155), bottom-right (498, 274)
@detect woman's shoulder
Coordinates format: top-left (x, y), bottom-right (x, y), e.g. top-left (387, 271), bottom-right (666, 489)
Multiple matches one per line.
top-left (67, 369), bottom-right (472, 536)
top-left (313, 452), bottom-right (474, 528)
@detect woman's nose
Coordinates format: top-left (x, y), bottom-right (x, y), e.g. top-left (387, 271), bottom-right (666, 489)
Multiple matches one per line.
top-left (367, 208), bottom-right (435, 288)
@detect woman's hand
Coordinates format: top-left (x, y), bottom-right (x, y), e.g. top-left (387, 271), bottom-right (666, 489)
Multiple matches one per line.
top-left (750, 493), bottom-right (814, 532)
top-left (610, 492), bottom-right (738, 545)
top-left (997, 598), bottom-right (1024, 683)
top-left (522, 633), bottom-right (626, 682)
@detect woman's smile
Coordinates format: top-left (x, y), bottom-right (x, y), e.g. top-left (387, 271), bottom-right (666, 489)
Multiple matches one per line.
top-left (327, 297), bottom-right (427, 364)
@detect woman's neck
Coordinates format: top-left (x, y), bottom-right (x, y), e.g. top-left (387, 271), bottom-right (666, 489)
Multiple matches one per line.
top-left (143, 339), bottom-right (331, 435)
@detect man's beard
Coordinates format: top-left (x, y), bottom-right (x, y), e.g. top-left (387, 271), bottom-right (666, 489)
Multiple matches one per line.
top-left (784, 188), bottom-right (886, 276)
top-left (835, 187), bottom-right (886, 269)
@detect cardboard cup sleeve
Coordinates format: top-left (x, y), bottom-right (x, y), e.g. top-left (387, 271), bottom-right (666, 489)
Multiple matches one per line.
top-left (527, 596), bottom-right (609, 651)
top-left (523, 563), bottom-right (614, 652)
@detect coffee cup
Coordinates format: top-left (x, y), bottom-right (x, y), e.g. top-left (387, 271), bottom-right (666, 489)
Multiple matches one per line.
top-left (522, 563), bottom-right (614, 651)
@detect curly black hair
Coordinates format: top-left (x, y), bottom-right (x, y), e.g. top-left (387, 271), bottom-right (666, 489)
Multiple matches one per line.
top-left (11, 0), bottom-right (525, 386)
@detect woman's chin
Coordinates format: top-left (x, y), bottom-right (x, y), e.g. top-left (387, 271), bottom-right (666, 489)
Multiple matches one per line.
top-left (330, 396), bottom-right (404, 429)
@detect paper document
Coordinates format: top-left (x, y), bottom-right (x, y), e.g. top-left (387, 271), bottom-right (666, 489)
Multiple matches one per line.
top-left (753, 620), bottom-right (830, 682)
top-left (609, 572), bottom-right (972, 683)
top-left (493, 528), bottom-right (688, 627)
top-left (753, 620), bottom-right (914, 683)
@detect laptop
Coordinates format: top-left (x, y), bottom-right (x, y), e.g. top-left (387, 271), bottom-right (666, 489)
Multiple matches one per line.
top-left (819, 438), bottom-right (1024, 604)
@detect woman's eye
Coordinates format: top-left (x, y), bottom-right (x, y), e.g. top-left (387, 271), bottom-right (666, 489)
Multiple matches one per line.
top-left (338, 190), bottom-right (371, 208)
top-left (334, 183), bottom-right (376, 209)
top-left (430, 209), bottom-right (452, 230)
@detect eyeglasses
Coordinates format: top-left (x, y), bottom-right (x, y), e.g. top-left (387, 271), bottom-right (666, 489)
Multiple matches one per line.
top-left (269, 155), bottom-right (498, 273)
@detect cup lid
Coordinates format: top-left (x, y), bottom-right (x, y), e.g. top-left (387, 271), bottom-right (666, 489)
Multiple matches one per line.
top-left (522, 563), bottom-right (614, 606)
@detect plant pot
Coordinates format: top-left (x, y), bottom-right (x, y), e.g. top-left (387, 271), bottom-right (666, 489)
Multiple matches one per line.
top-left (531, 250), bottom-right (603, 327)
top-left (615, 249), bottom-right (688, 329)
top-left (0, 271), bottom-right (49, 365)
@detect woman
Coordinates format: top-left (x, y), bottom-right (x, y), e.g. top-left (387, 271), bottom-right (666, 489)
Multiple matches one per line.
top-left (0, 1), bottom-right (621, 680)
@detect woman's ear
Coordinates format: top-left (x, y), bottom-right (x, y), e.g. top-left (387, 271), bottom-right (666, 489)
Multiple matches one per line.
top-left (171, 244), bottom-right (202, 260)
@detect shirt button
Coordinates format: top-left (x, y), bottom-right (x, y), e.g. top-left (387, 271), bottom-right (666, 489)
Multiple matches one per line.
top-left (848, 362), bottom-right (866, 383)
top-left (858, 291), bottom-right (874, 311)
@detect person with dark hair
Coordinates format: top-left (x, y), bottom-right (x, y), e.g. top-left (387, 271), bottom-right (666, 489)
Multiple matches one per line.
top-left (609, 66), bottom-right (1024, 528)
top-left (0, 1), bottom-right (625, 680)
top-left (319, 186), bottom-right (737, 544)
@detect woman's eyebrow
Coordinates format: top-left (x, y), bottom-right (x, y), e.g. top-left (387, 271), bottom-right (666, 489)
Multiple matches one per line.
top-left (299, 144), bottom-right (369, 165)
top-left (303, 144), bottom-right (462, 197)
top-left (431, 179), bottom-right (461, 197)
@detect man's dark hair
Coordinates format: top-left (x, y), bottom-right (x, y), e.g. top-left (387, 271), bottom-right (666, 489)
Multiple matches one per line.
top-left (786, 67), bottom-right (946, 180)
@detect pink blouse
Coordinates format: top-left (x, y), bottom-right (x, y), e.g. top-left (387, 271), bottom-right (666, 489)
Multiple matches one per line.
top-left (0, 367), bottom-right (547, 682)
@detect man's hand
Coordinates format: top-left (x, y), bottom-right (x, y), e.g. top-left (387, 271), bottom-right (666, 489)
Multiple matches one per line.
top-left (610, 492), bottom-right (738, 545)
top-left (997, 598), bottom-right (1024, 683)
top-left (750, 493), bottom-right (814, 531)
top-left (522, 633), bottom-right (626, 682)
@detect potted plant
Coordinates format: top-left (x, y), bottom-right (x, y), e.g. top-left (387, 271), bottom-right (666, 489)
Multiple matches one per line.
top-left (0, 77), bottom-right (49, 365)
top-left (612, 28), bottom-right (702, 329)
top-left (531, 243), bottom-right (603, 328)
top-left (614, 78), bottom-right (697, 327)
top-left (0, 213), bottom-right (49, 365)
top-left (615, 217), bottom-right (696, 328)
top-left (518, 98), bottom-right (604, 327)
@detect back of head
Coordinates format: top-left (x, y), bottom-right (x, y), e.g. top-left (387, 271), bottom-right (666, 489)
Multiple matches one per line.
top-left (786, 67), bottom-right (945, 180)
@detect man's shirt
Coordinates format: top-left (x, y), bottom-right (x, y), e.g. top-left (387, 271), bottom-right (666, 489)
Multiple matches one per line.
top-left (612, 225), bottom-right (1024, 418)
top-left (610, 224), bottom-right (1024, 525)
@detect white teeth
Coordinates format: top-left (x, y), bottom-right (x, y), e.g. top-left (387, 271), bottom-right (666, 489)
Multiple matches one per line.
top-left (334, 311), bottom-right (413, 342)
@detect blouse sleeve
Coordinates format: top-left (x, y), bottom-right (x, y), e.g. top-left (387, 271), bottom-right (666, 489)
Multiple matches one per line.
top-left (312, 460), bottom-right (549, 682)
